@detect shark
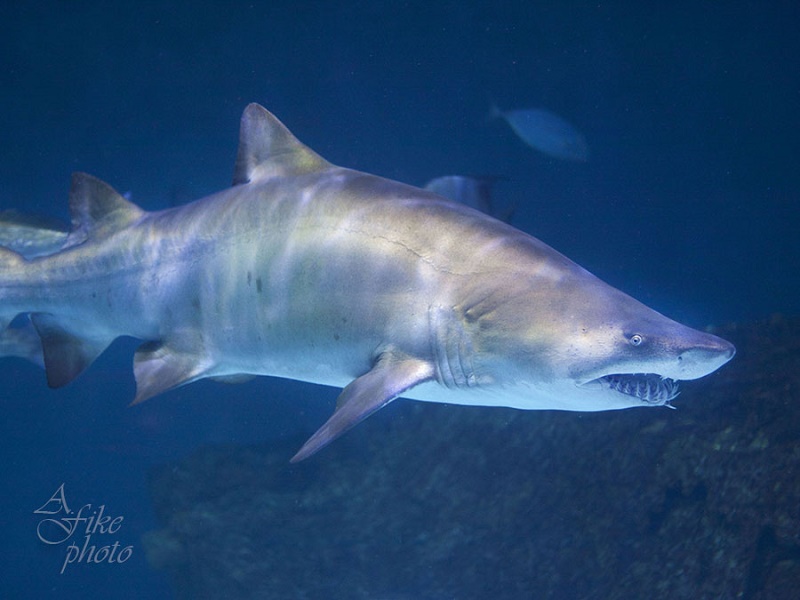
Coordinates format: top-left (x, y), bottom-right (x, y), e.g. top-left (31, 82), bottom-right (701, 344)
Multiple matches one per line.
top-left (0, 103), bottom-right (735, 461)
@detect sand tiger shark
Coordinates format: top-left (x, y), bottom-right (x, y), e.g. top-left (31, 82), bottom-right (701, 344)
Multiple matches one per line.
top-left (0, 103), bottom-right (735, 461)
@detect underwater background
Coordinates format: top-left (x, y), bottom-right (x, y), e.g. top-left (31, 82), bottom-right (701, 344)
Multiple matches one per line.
top-left (1, 1), bottom-right (798, 598)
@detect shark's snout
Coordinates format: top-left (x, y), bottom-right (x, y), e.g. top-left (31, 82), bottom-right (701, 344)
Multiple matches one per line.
top-left (676, 332), bottom-right (735, 380)
top-left (716, 336), bottom-right (736, 361)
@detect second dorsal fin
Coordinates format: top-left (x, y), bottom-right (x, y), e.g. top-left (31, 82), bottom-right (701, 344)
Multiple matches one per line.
top-left (66, 172), bottom-right (145, 246)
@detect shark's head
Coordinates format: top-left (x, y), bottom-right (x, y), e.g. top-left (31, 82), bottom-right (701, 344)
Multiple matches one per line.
top-left (563, 293), bottom-right (735, 410)
top-left (463, 265), bottom-right (735, 412)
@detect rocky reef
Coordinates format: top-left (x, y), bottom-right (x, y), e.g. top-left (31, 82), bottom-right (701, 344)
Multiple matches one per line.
top-left (144, 316), bottom-right (800, 599)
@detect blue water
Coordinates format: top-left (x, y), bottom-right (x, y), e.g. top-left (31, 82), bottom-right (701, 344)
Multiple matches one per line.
top-left (1, 1), bottom-right (798, 598)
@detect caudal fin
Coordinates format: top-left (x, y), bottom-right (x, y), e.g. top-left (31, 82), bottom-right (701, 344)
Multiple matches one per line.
top-left (0, 210), bottom-right (69, 258)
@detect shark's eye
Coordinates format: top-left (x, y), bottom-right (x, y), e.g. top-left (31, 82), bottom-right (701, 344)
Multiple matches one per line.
top-left (629, 334), bottom-right (643, 346)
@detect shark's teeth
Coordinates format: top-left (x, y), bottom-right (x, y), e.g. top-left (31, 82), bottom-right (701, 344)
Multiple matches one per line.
top-left (599, 373), bottom-right (679, 405)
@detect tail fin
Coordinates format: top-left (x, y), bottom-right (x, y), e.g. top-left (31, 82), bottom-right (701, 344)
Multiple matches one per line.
top-left (0, 210), bottom-right (69, 258)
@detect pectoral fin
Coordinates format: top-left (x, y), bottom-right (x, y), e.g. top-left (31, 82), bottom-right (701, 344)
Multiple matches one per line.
top-left (290, 350), bottom-right (434, 463)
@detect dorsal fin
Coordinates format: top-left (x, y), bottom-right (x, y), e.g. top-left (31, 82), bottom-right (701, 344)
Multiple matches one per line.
top-left (232, 103), bottom-right (331, 186)
top-left (67, 173), bottom-right (145, 246)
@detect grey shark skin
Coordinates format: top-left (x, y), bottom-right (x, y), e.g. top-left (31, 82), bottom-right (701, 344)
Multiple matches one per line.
top-left (0, 103), bottom-right (735, 462)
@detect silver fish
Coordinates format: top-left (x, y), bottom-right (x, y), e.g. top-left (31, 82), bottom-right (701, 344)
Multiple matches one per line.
top-left (491, 104), bottom-right (589, 162)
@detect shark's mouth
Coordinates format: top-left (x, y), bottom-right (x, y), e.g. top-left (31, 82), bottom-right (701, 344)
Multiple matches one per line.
top-left (589, 373), bottom-right (680, 405)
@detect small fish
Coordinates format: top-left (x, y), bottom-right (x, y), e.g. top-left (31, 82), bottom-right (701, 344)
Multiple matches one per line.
top-left (490, 104), bottom-right (589, 162)
top-left (423, 175), bottom-right (514, 222)
top-left (0, 210), bottom-right (69, 258)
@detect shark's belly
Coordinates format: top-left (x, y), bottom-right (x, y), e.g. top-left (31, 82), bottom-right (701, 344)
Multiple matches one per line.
top-left (184, 225), bottom-right (442, 386)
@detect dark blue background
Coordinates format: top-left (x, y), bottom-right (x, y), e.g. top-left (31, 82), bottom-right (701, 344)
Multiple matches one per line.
top-left (1, 1), bottom-right (798, 598)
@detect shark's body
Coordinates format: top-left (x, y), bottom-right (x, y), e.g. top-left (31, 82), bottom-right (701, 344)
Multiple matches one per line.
top-left (0, 104), bottom-right (734, 461)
